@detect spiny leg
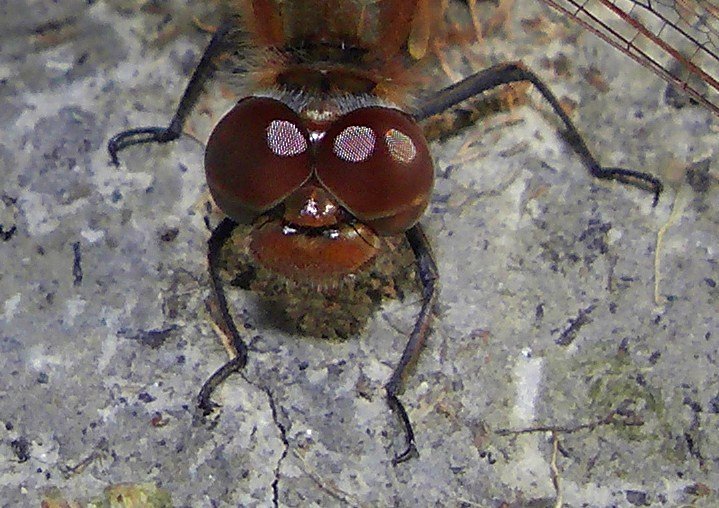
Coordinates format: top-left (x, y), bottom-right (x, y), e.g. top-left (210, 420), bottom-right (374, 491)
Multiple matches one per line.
top-left (197, 217), bottom-right (249, 415)
top-left (415, 62), bottom-right (663, 205)
top-left (387, 224), bottom-right (439, 464)
top-left (107, 22), bottom-right (233, 165)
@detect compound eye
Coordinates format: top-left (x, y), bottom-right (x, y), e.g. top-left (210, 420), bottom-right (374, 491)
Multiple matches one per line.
top-left (315, 107), bottom-right (433, 234)
top-left (205, 97), bottom-right (311, 219)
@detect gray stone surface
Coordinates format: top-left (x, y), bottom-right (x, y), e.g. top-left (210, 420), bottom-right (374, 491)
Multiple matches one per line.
top-left (1, 0), bottom-right (717, 506)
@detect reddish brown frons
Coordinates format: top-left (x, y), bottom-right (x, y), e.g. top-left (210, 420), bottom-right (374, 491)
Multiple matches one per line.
top-left (250, 219), bottom-right (381, 283)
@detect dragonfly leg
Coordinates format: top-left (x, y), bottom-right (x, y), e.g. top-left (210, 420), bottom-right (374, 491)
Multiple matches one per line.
top-left (416, 61), bottom-right (663, 205)
top-left (197, 217), bottom-right (249, 415)
top-left (386, 223), bottom-right (439, 464)
top-left (107, 22), bottom-right (233, 165)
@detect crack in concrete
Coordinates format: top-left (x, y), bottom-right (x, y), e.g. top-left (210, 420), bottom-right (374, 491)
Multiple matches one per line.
top-left (243, 374), bottom-right (289, 508)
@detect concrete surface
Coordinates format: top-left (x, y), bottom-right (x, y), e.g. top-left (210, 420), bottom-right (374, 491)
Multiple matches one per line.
top-left (1, 0), bottom-right (717, 506)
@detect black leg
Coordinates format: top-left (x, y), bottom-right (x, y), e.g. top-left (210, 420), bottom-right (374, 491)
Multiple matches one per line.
top-left (387, 223), bottom-right (439, 464)
top-left (107, 22), bottom-right (233, 165)
top-left (196, 217), bottom-right (249, 415)
top-left (415, 62), bottom-right (663, 205)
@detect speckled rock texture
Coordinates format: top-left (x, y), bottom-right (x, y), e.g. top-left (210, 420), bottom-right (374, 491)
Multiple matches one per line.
top-left (1, 1), bottom-right (717, 506)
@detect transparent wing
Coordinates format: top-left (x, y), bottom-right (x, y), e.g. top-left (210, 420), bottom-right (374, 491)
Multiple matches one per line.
top-left (540, 0), bottom-right (719, 116)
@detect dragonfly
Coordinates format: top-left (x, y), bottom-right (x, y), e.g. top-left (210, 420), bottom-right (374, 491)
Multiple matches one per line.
top-left (107, 0), bottom-right (715, 464)
top-left (541, 0), bottom-right (719, 117)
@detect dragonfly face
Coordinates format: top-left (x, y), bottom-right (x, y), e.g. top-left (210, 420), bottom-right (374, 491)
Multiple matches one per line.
top-left (198, 0), bottom-right (452, 282)
top-left (204, 95), bottom-right (434, 282)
